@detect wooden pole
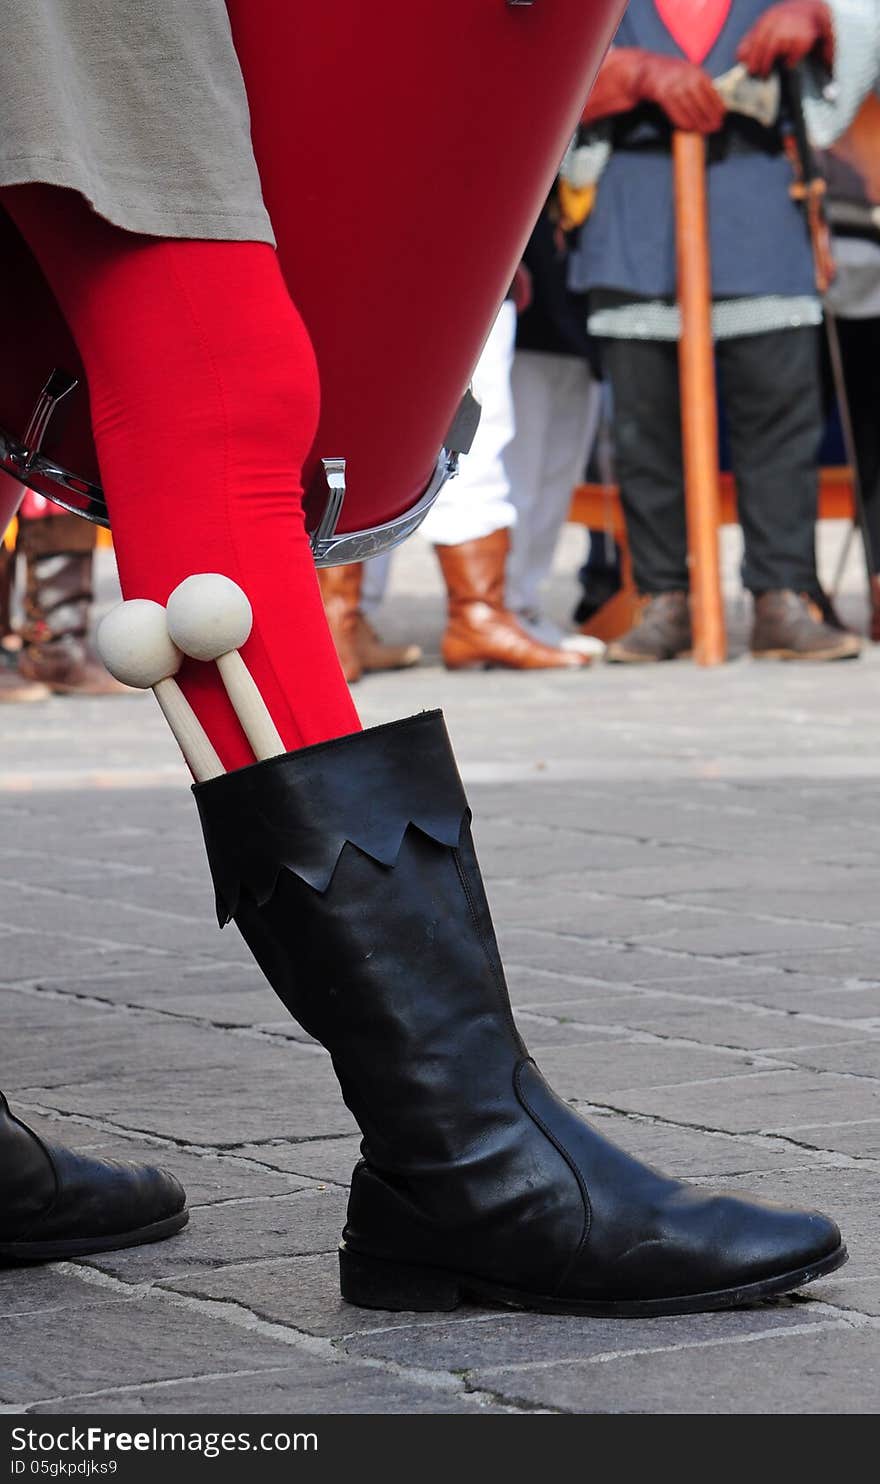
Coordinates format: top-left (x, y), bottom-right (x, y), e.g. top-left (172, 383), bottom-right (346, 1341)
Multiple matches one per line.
top-left (673, 131), bottom-right (726, 666)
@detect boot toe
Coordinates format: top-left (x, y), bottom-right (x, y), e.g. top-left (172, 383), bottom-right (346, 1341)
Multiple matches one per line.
top-left (597, 1192), bottom-right (845, 1309)
top-left (694, 1193), bottom-right (842, 1291)
top-left (14, 1144), bottom-right (188, 1257)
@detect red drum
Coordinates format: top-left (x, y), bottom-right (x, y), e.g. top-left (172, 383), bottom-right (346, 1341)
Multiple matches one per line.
top-left (0, 220), bottom-right (101, 525)
top-left (228, 0), bottom-right (623, 555)
top-left (0, 0), bottom-right (624, 557)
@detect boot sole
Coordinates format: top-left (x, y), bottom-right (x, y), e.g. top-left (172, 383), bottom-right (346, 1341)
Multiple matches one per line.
top-left (0, 1209), bottom-right (189, 1262)
top-left (751, 647), bottom-right (861, 663)
top-left (443, 659), bottom-right (591, 672)
top-left (339, 1239), bottom-right (848, 1318)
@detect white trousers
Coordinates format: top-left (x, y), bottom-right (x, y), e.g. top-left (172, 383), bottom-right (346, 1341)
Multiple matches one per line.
top-left (504, 349), bottom-right (599, 616)
top-left (359, 551), bottom-right (392, 617)
top-left (419, 300), bottom-right (518, 547)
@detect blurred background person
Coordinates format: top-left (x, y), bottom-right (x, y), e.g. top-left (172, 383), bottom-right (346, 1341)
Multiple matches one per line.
top-left (420, 281), bottom-right (590, 669)
top-left (0, 485), bottom-right (125, 701)
top-left (571, 0), bottom-right (860, 664)
top-left (807, 0), bottom-right (880, 636)
top-left (504, 191), bottom-right (604, 657)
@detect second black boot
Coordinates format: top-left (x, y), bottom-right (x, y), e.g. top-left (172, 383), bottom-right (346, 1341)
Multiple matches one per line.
top-left (0, 1091), bottom-right (188, 1261)
top-left (195, 712), bottom-right (846, 1317)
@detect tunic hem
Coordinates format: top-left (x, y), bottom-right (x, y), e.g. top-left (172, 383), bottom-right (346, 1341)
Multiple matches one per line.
top-left (0, 155), bottom-right (275, 245)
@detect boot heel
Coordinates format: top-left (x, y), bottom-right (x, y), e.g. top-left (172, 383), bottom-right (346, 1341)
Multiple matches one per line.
top-left (339, 1244), bottom-right (462, 1311)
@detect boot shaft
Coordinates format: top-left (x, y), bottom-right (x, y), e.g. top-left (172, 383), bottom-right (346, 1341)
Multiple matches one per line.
top-left (194, 714), bottom-right (532, 1176)
top-left (192, 711), bottom-right (845, 1311)
top-left (22, 551), bottom-right (92, 648)
top-left (435, 529), bottom-right (509, 615)
top-left (317, 562), bottom-right (363, 682)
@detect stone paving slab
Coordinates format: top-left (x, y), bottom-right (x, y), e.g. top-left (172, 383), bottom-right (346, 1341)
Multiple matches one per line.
top-left (340, 1302), bottom-right (833, 1374)
top-left (1, 536), bottom-right (879, 1413)
top-left (15, 1052), bottom-right (359, 1147)
top-left (471, 1324), bottom-right (880, 1414)
top-left (603, 1068), bottom-right (880, 1136)
top-left (528, 991), bottom-right (879, 1052)
top-left (27, 1367), bottom-right (500, 1415)
top-left (78, 1189), bottom-right (351, 1284)
top-left (0, 1294), bottom-right (305, 1406)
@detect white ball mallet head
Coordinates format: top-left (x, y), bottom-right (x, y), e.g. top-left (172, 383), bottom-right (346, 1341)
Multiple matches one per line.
top-left (95, 598), bottom-right (223, 782)
top-left (165, 573), bottom-right (284, 762)
top-left (166, 573), bottom-right (253, 661)
top-left (96, 598), bottom-right (183, 689)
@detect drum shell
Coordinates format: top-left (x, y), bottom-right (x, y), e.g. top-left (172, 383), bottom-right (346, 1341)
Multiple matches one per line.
top-left (227, 0), bottom-right (623, 533)
top-left (0, 1), bottom-right (623, 534)
top-left (0, 211), bottom-right (100, 512)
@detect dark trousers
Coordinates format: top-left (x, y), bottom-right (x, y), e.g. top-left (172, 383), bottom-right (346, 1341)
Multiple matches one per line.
top-left (828, 316), bottom-right (880, 573)
top-left (602, 326), bottom-right (821, 595)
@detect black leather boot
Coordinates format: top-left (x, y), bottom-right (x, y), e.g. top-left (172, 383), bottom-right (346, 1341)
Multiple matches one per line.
top-left (0, 1092), bottom-right (188, 1260)
top-left (195, 711), bottom-right (846, 1316)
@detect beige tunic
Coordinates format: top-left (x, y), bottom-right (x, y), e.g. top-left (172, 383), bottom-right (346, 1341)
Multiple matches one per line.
top-left (0, 0), bottom-right (273, 242)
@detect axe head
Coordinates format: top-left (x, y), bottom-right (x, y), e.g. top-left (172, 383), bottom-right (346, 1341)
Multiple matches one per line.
top-left (713, 64), bottom-right (780, 127)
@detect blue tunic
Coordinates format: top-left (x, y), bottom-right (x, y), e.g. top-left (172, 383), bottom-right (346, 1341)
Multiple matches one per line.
top-left (569, 0), bottom-right (816, 301)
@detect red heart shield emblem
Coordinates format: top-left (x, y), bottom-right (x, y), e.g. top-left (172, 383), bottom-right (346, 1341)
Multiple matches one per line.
top-left (654, 0), bottom-right (733, 65)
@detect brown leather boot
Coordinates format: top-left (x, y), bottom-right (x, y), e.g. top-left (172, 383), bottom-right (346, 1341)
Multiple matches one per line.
top-left (16, 516), bottom-right (128, 695)
top-left (436, 530), bottom-right (589, 670)
top-left (318, 563), bottom-right (422, 682)
top-left (751, 590), bottom-right (862, 661)
top-left (317, 564), bottom-right (364, 683)
top-left (606, 591), bottom-right (692, 663)
top-left (353, 612), bottom-right (421, 674)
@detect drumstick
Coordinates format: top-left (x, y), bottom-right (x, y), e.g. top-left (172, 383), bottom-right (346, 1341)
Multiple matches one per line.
top-left (165, 574), bottom-right (285, 762)
top-left (96, 599), bottom-right (224, 782)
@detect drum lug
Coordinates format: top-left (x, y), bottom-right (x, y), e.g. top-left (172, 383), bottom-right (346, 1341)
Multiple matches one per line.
top-left (0, 367), bottom-right (108, 528)
top-left (20, 368), bottom-right (79, 470)
top-left (444, 384), bottom-right (481, 456)
top-left (308, 385), bottom-right (482, 567)
top-left (309, 457), bottom-right (348, 551)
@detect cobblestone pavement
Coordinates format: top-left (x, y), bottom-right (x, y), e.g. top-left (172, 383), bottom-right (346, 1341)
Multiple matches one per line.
top-left (1, 530), bottom-right (878, 1414)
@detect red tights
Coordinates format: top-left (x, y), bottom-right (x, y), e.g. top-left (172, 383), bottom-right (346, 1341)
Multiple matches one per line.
top-left (2, 186), bottom-right (360, 771)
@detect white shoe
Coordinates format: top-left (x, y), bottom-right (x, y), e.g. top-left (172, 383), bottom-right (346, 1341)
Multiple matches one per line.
top-left (516, 609), bottom-right (606, 659)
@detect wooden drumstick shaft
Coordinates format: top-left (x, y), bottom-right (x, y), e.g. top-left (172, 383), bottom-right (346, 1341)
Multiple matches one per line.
top-left (154, 676), bottom-right (224, 781)
top-left (215, 650), bottom-right (285, 761)
top-left (673, 130), bottom-right (726, 667)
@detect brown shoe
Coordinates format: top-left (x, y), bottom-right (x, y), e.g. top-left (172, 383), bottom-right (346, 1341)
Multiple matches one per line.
top-left (19, 644), bottom-right (132, 696)
top-left (606, 592), bottom-right (692, 664)
top-left (0, 654), bottom-right (50, 703)
top-left (436, 530), bottom-right (589, 671)
top-left (352, 611), bottom-right (421, 673)
top-left (751, 590), bottom-right (862, 661)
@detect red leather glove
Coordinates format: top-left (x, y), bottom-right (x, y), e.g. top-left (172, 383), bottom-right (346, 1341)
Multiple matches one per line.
top-left (582, 48), bottom-right (726, 134)
top-left (737, 1), bottom-right (834, 78)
